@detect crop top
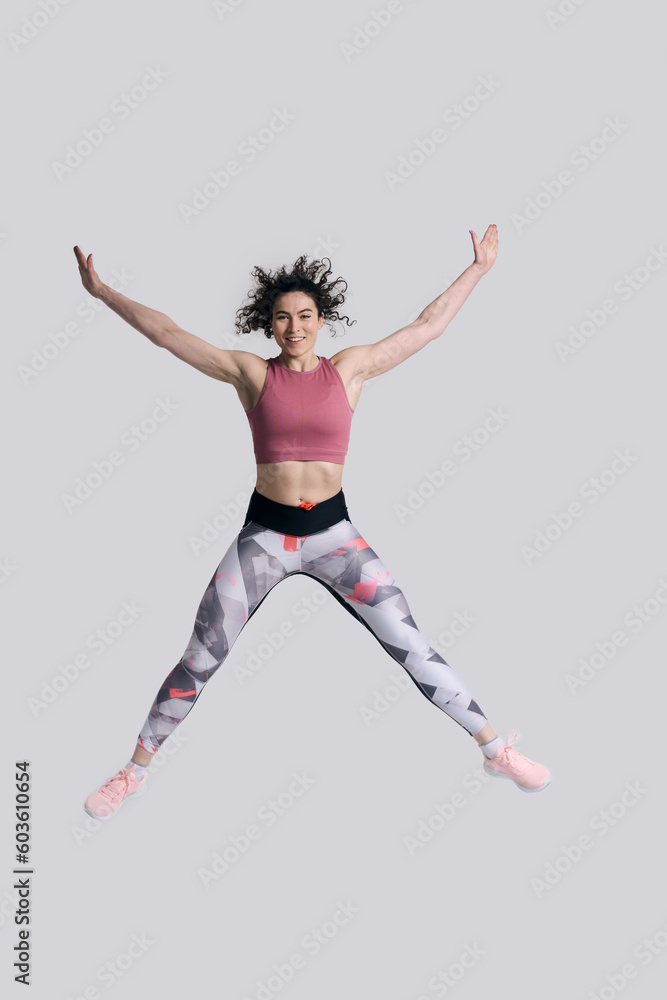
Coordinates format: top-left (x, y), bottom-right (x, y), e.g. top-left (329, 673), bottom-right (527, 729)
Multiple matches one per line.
top-left (244, 355), bottom-right (354, 464)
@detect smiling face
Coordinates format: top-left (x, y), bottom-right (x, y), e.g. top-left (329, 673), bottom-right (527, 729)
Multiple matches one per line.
top-left (272, 291), bottom-right (323, 358)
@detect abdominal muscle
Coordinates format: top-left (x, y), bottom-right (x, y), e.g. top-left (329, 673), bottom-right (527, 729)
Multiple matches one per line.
top-left (254, 460), bottom-right (344, 506)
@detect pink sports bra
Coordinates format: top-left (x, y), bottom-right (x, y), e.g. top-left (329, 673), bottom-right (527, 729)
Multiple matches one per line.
top-left (245, 355), bottom-right (354, 464)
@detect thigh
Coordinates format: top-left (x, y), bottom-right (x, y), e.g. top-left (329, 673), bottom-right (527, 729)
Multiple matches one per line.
top-left (300, 519), bottom-right (421, 637)
top-left (183, 520), bottom-right (300, 674)
top-left (236, 519), bottom-right (302, 608)
top-left (300, 520), bottom-right (488, 732)
top-left (209, 518), bottom-right (302, 616)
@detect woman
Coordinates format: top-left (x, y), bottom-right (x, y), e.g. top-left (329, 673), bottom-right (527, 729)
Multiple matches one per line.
top-left (75, 225), bottom-right (551, 820)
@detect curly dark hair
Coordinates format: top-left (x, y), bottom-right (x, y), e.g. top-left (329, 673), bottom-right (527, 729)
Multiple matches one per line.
top-left (234, 255), bottom-right (357, 340)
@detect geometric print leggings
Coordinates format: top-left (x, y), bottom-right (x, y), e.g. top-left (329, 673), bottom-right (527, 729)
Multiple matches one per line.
top-left (137, 516), bottom-right (490, 753)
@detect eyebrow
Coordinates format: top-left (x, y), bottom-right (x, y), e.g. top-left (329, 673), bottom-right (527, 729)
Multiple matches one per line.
top-left (275, 308), bottom-right (312, 315)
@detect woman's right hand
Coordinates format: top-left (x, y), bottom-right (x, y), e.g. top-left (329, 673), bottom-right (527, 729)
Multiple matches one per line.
top-left (73, 245), bottom-right (105, 298)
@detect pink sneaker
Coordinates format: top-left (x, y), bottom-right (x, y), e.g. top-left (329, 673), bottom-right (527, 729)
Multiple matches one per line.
top-left (84, 767), bottom-right (147, 820)
top-left (482, 732), bottom-right (551, 792)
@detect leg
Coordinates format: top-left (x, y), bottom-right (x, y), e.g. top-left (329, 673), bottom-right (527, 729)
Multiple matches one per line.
top-left (301, 519), bottom-right (551, 790)
top-left (300, 520), bottom-right (491, 739)
top-left (474, 723), bottom-right (498, 745)
top-left (128, 743), bottom-right (153, 767)
top-left (85, 520), bottom-right (301, 819)
top-left (136, 519), bottom-right (301, 754)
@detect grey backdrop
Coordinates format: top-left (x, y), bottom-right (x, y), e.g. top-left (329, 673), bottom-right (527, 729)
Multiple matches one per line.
top-left (3, 0), bottom-right (667, 997)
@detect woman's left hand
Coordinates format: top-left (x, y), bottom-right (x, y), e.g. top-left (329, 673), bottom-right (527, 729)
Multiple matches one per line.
top-left (470, 224), bottom-right (498, 273)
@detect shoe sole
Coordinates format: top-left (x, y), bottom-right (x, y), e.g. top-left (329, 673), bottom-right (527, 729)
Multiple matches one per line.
top-left (483, 761), bottom-right (552, 793)
top-left (84, 781), bottom-right (147, 821)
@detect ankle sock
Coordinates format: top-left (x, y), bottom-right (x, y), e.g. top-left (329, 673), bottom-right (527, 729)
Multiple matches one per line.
top-left (479, 736), bottom-right (504, 759)
top-left (125, 759), bottom-right (149, 778)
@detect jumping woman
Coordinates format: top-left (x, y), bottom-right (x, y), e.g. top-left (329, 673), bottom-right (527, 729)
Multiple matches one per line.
top-left (75, 225), bottom-right (551, 820)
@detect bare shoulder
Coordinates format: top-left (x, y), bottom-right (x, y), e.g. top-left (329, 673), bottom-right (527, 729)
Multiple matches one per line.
top-left (229, 350), bottom-right (269, 411)
top-left (157, 327), bottom-right (269, 388)
top-left (327, 345), bottom-right (369, 412)
top-left (328, 344), bottom-right (369, 382)
top-left (231, 349), bottom-right (269, 380)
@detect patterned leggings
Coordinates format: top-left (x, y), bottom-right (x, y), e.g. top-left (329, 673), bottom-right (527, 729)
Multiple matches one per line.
top-left (137, 517), bottom-right (490, 753)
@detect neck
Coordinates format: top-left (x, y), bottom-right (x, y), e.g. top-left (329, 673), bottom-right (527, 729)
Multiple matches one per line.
top-left (278, 351), bottom-right (319, 372)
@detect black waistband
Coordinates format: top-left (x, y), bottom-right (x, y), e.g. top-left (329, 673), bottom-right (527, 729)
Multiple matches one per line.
top-left (242, 488), bottom-right (350, 535)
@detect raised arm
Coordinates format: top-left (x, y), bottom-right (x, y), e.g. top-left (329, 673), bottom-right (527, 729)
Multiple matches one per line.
top-left (72, 246), bottom-right (250, 385)
top-left (339, 225), bottom-right (498, 382)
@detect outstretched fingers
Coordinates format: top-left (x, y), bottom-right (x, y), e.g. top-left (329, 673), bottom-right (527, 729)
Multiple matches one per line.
top-left (484, 223), bottom-right (498, 245)
top-left (470, 224), bottom-right (499, 271)
top-left (73, 245), bottom-right (92, 269)
top-left (73, 245), bottom-right (103, 295)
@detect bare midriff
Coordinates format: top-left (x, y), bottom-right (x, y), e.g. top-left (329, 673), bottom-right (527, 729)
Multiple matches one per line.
top-left (254, 461), bottom-right (344, 507)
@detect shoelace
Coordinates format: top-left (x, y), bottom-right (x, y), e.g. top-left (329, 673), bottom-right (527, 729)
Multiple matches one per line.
top-left (499, 732), bottom-right (532, 774)
top-left (99, 768), bottom-right (134, 801)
